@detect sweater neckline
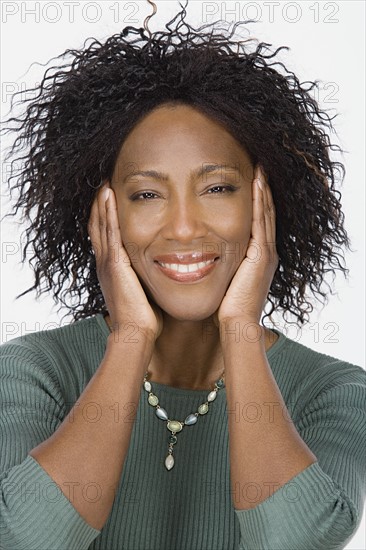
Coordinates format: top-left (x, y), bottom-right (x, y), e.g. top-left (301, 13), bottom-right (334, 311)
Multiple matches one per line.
top-left (94, 313), bottom-right (289, 396)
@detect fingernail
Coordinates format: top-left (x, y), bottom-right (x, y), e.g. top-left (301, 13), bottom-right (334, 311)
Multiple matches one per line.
top-left (256, 175), bottom-right (263, 191)
top-left (255, 166), bottom-right (263, 189)
top-left (104, 188), bottom-right (110, 201)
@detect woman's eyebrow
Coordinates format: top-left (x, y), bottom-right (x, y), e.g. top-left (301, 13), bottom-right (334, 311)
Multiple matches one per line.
top-left (123, 163), bottom-right (243, 183)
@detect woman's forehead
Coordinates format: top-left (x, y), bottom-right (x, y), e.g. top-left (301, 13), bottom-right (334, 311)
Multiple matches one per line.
top-left (113, 104), bottom-right (252, 171)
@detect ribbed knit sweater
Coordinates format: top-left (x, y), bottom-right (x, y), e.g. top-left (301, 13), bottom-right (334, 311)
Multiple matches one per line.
top-left (0, 313), bottom-right (365, 550)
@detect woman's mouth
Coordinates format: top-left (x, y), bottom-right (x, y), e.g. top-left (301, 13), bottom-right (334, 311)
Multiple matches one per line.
top-left (153, 256), bottom-right (219, 282)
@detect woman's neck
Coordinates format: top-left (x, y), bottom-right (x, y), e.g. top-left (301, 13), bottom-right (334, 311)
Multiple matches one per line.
top-left (149, 313), bottom-right (224, 390)
top-left (103, 312), bottom-right (278, 390)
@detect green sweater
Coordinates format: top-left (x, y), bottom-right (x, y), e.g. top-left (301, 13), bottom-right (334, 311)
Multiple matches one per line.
top-left (0, 313), bottom-right (365, 550)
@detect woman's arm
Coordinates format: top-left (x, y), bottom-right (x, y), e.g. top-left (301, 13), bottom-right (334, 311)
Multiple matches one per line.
top-left (0, 333), bottom-right (153, 550)
top-left (28, 333), bottom-right (153, 531)
top-left (228, 349), bottom-right (366, 549)
top-left (222, 320), bottom-right (317, 512)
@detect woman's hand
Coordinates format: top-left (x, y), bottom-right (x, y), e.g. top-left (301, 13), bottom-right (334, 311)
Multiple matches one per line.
top-left (216, 165), bottom-right (279, 325)
top-left (87, 182), bottom-right (163, 344)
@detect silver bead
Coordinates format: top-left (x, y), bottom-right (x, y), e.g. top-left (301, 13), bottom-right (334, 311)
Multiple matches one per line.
top-left (184, 414), bottom-right (198, 425)
top-left (207, 390), bottom-right (217, 402)
top-left (155, 407), bottom-right (168, 420)
top-left (144, 381), bottom-right (152, 392)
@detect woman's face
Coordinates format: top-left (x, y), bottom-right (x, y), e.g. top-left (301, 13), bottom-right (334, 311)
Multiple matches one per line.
top-left (110, 103), bottom-right (254, 321)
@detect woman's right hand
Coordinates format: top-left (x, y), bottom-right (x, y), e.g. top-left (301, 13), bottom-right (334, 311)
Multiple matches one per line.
top-left (87, 181), bottom-right (163, 345)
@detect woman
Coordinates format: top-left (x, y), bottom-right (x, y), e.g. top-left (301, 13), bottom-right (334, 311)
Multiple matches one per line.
top-left (1, 1), bottom-right (365, 549)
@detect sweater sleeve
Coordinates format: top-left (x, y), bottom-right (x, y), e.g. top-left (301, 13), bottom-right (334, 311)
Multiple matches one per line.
top-left (234, 366), bottom-right (366, 550)
top-left (0, 339), bottom-right (101, 550)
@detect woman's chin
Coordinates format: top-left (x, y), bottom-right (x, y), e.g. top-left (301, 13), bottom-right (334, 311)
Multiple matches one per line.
top-left (158, 302), bottom-right (220, 323)
top-left (142, 284), bottom-right (226, 323)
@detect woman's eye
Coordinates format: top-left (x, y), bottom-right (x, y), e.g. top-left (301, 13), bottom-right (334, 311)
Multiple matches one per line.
top-left (130, 185), bottom-right (238, 201)
top-left (207, 185), bottom-right (237, 194)
top-left (130, 191), bottom-right (159, 201)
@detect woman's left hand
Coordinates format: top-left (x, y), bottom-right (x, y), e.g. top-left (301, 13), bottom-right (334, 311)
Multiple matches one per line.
top-left (216, 165), bottom-right (279, 325)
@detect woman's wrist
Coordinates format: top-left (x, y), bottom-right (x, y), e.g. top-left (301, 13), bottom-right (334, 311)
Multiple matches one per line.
top-left (218, 317), bottom-right (265, 347)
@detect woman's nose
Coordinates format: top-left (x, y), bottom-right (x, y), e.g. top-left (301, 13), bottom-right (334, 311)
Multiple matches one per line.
top-left (161, 198), bottom-right (206, 243)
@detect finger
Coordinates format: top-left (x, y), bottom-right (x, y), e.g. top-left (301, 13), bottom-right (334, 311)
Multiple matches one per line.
top-left (257, 166), bottom-right (273, 245)
top-left (97, 182), bottom-right (110, 255)
top-left (265, 183), bottom-right (276, 251)
top-left (88, 185), bottom-right (106, 260)
top-left (259, 167), bottom-right (277, 262)
top-left (104, 186), bottom-right (132, 268)
top-left (252, 165), bottom-right (266, 247)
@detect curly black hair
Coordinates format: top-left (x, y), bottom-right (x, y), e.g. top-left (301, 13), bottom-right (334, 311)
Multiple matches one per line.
top-left (1, 0), bottom-right (352, 328)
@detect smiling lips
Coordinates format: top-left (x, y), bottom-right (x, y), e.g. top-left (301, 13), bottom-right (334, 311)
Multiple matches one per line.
top-left (153, 253), bottom-right (219, 282)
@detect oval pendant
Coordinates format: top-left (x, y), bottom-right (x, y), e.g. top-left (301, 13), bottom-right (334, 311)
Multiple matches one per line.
top-left (198, 403), bottom-right (209, 415)
top-left (167, 420), bottom-right (183, 433)
top-left (165, 454), bottom-right (174, 470)
top-left (148, 394), bottom-right (159, 406)
top-left (184, 414), bottom-right (198, 425)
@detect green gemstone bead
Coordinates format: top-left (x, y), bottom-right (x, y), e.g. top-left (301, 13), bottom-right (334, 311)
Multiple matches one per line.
top-left (148, 394), bottom-right (159, 406)
top-left (198, 403), bottom-right (209, 415)
top-left (167, 420), bottom-right (183, 433)
top-left (216, 379), bottom-right (225, 388)
top-left (169, 435), bottom-right (178, 445)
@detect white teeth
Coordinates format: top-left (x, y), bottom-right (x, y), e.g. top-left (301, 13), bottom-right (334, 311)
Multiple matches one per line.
top-left (159, 259), bottom-right (215, 273)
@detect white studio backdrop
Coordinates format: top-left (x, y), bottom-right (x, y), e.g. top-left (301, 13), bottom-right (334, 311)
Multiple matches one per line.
top-left (0, 2), bottom-right (365, 547)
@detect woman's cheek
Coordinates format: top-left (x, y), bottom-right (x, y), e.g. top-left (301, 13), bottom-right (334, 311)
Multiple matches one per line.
top-left (116, 206), bottom-right (139, 243)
